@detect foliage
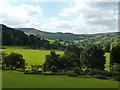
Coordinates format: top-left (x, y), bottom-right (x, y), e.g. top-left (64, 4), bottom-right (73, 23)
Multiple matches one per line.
top-left (80, 44), bottom-right (106, 70)
top-left (51, 65), bottom-right (58, 73)
top-left (95, 75), bottom-right (107, 79)
top-left (67, 72), bottom-right (77, 77)
top-left (63, 44), bottom-right (83, 69)
top-left (110, 63), bottom-right (120, 72)
top-left (114, 76), bottom-right (120, 81)
top-left (88, 69), bottom-right (104, 76)
top-left (110, 39), bottom-right (120, 65)
top-left (2, 52), bottom-right (25, 70)
top-left (43, 51), bottom-right (60, 71)
top-left (103, 41), bottom-right (111, 52)
top-left (73, 67), bottom-right (82, 75)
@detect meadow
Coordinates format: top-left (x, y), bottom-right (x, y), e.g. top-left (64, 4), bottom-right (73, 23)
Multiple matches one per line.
top-left (2, 46), bottom-right (63, 67)
top-left (2, 46), bottom-right (110, 70)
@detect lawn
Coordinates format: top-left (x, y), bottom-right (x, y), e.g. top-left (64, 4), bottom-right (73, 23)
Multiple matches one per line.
top-left (2, 71), bottom-right (118, 88)
top-left (2, 46), bottom-right (63, 67)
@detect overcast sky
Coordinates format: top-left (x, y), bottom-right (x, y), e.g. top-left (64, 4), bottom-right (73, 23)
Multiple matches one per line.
top-left (0, 0), bottom-right (118, 34)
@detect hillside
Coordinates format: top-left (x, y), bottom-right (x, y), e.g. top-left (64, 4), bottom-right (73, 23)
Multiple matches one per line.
top-left (1, 24), bottom-right (52, 49)
top-left (17, 27), bottom-right (120, 44)
top-left (1, 24), bottom-right (119, 45)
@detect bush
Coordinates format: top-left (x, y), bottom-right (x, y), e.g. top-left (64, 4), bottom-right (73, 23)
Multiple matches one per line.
top-left (51, 66), bottom-right (58, 73)
top-left (110, 64), bottom-right (120, 72)
top-left (114, 76), bottom-right (120, 81)
top-left (88, 69), bottom-right (104, 76)
top-left (67, 72), bottom-right (77, 77)
top-left (73, 67), bottom-right (81, 75)
top-left (105, 71), bottom-right (120, 77)
top-left (95, 75), bottom-right (107, 79)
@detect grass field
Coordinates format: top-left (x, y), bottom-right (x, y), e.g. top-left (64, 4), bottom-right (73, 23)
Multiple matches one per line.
top-left (2, 46), bottom-right (63, 67)
top-left (2, 46), bottom-right (110, 70)
top-left (2, 71), bottom-right (118, 88)
top-left (2, 46), bottom-right (119, 88)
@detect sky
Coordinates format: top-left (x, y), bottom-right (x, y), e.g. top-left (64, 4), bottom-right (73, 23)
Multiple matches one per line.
top-left (0, 0), bottom-right (119, 34)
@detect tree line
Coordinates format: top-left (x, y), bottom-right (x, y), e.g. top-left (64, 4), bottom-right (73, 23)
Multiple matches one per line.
top-left (43, 39), bottom-right (120, 72)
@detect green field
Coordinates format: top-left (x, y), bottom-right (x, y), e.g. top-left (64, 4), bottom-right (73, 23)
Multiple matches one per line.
top-left (2, 46), bottom-right (63, 67)
top-left (2, 71), bottom-right (118, 88)
top-left (2, 46), bottom-right (110, 70)
top-left (2, 46), bottom-right (119, 88)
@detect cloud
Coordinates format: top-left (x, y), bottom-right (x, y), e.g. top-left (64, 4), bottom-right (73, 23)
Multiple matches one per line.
top-left (58, 1), bottom-right (118, 33)
top-left (0, 1), bottom-right (43, 28)
top-left (0, 0), bottom-right (118, 34)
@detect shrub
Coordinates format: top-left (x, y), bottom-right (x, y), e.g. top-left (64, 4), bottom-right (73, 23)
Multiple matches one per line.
top-left (51, 66), bottom-right (58, 73)
top-left (114, 76), bottom-right (120, 81)
top-left (106, 71), bottom-right (120, 77)
top-left (73, 67), bottom-right (82, 75)
top-left (95, 75), bottom-right (107, 79)
top-left (67, 72), bottom-right (77, 77)
top-left (88, 69), bottom-right (104, 76)
top-left (110, 64), bottom-right (120, 72)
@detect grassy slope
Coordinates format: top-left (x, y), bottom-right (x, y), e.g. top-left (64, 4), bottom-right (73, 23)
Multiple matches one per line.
top-left (2, 46), bottom-right (63, 67)
top-left (2, 71), bottom-right (118, 88)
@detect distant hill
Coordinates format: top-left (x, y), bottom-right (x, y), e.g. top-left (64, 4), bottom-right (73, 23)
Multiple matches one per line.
top-left (16, 28), bottom-right (120, 44)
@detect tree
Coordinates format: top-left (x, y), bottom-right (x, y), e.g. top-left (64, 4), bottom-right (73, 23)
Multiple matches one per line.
top-left (110, 39), bottom-right (120, 65)
top-left (103, 41), bottom-right (111, 52)
top-left (64, 44), bottom-right (83, 69)
top-left (43, 51), bottom-right (60, 71)
top-left (80, 44), bottom-right (106, 70)
top-left (2, 52), bottom-right (25, 70)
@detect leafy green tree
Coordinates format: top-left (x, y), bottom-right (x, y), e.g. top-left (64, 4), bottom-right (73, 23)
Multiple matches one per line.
top-left (80, 44), bottom-right (106, 70)
top-left (43, 51), bottom-right (60, 71)
top-left (64, 44), bottom-right (83, 69)
top-left (110, 39), bottom-right (120, 65)
top-left (103, 41), bottom-right (111, 52)
top-left (2, 52), bottom-right (25, 70)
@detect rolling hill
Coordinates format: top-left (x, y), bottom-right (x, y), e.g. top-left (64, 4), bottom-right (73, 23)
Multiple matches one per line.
top-left (16, 27), bottom-right (120, 44)
top-left (1, 24), bottom-right (119, 45)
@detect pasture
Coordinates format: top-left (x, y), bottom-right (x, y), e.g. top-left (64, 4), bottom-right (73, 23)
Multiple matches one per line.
top-left (2, 46), bottom-right (110, 70)
top-left (2, 71), bottom-right (118, 88)
top-left (2, 46), bottom-right (63, 67)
